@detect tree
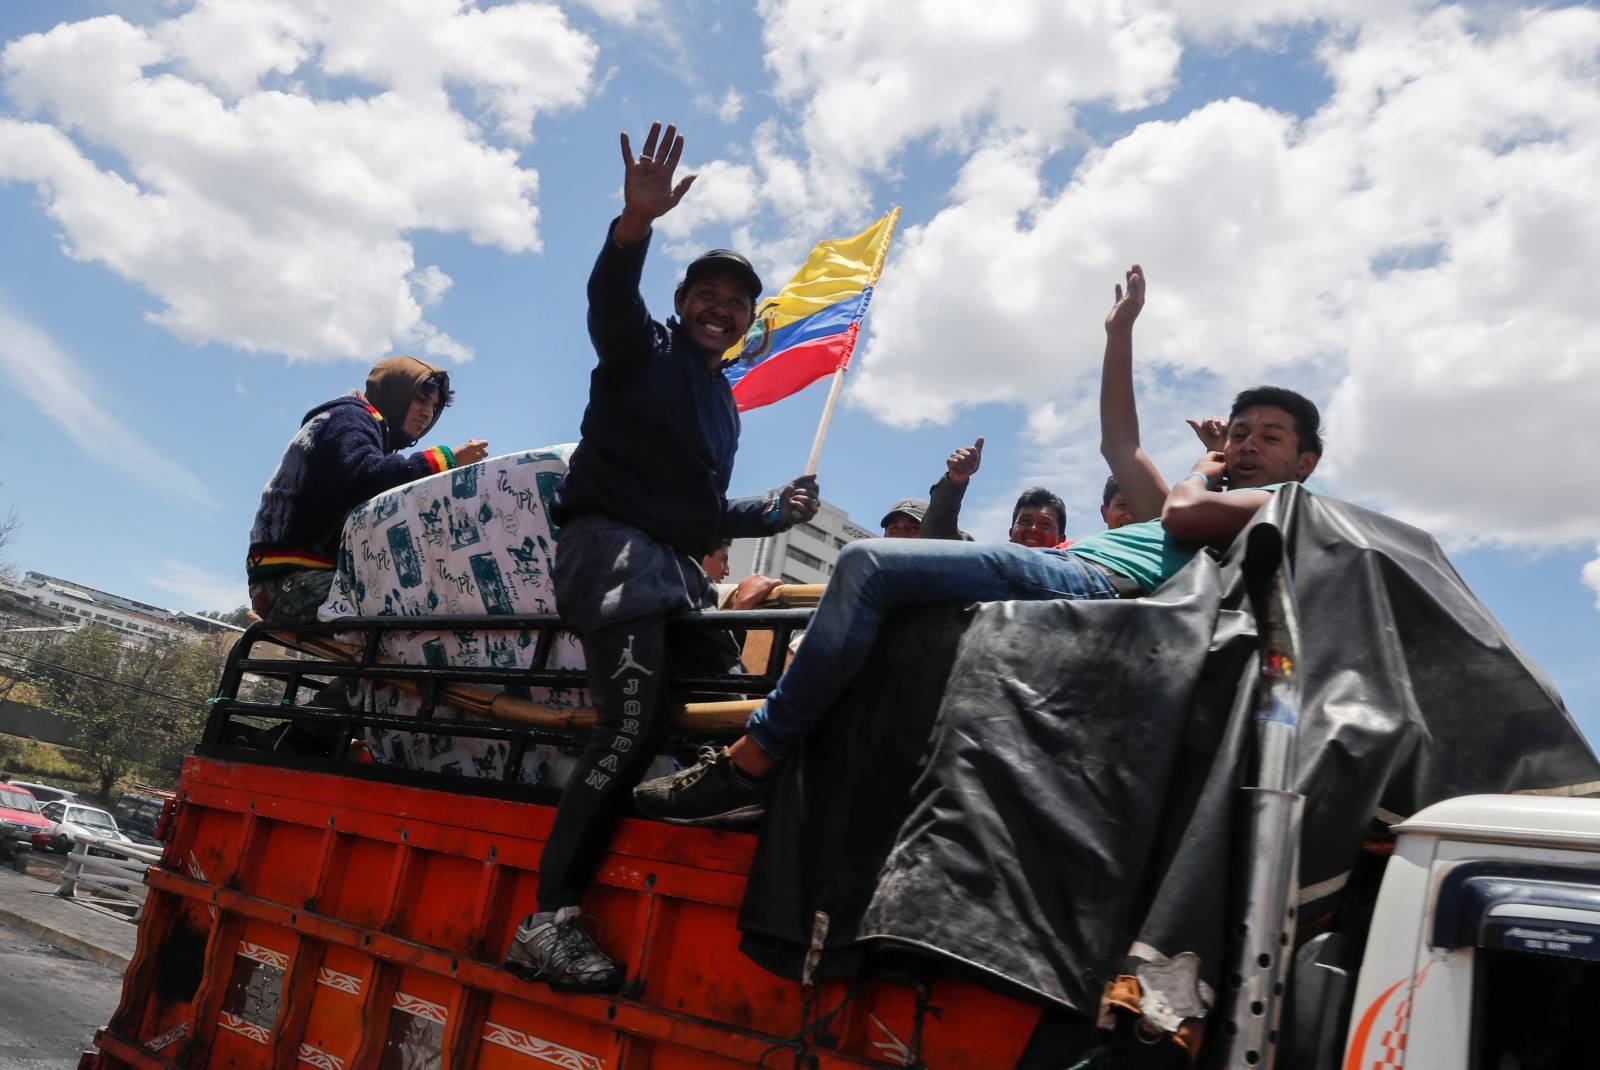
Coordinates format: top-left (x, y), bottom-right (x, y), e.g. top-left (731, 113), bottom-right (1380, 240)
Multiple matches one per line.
top-left (199, 605), bottom-right (254, 628)
top-left (32, 624), bottom-right (228, 800)
top-left (0, 503), bottom-right (16, 583)
top-left (0, 626), bottom-right (42, 706)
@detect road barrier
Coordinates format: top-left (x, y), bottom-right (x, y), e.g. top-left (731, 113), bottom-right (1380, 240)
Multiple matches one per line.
top-left (56, 839), bottom-right (163, 918)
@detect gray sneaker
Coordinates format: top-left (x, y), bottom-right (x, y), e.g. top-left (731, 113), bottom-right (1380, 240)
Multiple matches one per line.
top-left (633, 747), bottom-right (771, 826)
top-left (504, 907), bottom-right (623, 992)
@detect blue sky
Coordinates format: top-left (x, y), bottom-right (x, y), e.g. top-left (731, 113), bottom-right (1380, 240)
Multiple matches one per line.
top-left (1, 1), bottom-right (1597, 738)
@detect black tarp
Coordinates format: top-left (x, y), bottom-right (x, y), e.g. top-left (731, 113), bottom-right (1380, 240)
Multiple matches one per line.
top-left (737, 486), bottom-right (1600, 1058)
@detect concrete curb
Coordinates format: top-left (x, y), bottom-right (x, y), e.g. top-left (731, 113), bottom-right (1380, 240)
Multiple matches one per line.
top-left (0, 903), bottom-right (133, 970)
top-left (0, 863), bottom-right (138, 971)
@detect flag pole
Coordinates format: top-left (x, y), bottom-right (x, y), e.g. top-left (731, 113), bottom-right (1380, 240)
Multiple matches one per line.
top-left (799, 207), bottom-right (899, 478)
top-left (803, 364), bottom-right (848, 477)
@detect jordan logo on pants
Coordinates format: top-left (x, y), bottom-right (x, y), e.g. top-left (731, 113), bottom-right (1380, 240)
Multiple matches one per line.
top-left (586, 635), bottom-right (652, 791)
top-left (611, 634), bottom-right (655, 679)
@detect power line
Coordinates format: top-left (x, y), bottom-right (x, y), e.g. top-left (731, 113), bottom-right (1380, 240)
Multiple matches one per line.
top-left (0, 643), bottom-right (211, 708)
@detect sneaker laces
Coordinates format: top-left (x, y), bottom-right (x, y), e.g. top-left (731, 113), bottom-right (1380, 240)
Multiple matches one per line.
top-left (518, 911), bottom-right (614, 982)
top-left (665, 746), bottom-right (727, 796)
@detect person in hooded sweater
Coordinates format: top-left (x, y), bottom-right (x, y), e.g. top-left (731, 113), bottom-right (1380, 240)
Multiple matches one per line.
top-left (246, 355), bottom-right (489, 625)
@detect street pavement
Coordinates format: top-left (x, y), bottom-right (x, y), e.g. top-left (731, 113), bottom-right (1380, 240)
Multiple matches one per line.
top-left (0, 919), bottom-right (124, 1069)
top-left (0, 858), bottom-right (134, 1068)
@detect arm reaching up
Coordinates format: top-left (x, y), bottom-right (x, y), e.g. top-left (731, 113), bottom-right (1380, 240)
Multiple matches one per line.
top-left (923, 437), bottom-right (982, 540)
top-left (1098, 264), bottom-right (1168, 523)
top-left (589, 121), bottom-right (699, 365)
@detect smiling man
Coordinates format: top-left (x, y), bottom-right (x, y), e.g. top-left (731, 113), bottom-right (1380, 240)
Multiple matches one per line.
top-left (633, 265), bottom-right (1324, 827)
top-left (246, 356), bottom-right (488, 625)
top-left (503, 122), bottom-right (820, 993)
top-left (921, 437), bottom-right (1069, 546)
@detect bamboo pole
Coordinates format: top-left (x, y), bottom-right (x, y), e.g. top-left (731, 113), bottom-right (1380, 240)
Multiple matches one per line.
top-left (255, 582), bottom-right (821, 737)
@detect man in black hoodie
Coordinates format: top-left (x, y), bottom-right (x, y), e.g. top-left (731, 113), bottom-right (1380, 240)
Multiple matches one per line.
top-left (502, 122), bottom-right (819, 992)
top-left (247, 355), bottom-right (488, 624)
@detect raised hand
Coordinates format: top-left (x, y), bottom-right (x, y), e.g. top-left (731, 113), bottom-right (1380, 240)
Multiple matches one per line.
top-left (946, 437), bottom-right (984, 485)
top-left (1104, 263), bottom-right (1145, 335)
top-left (615, 121), bottom-right (696, 244)
top-left (1186, 417), bottom-right (1227, 453)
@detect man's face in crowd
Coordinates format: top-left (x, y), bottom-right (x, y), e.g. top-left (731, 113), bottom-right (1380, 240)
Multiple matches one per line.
top-left (883, 514), bottom-right (921, 539)
top-left (1100, 492), bottom-right (1135, 530)
top-left (1224, 404), bottom-right (1319, 488)
top-left (676, 271), bottom-right (755, 357)
top-left (404, 381), bottom-right (441, 441)
top-left (703, 546), bottom-right (731, 582)
top-left (1010, 507), bottom-right (1061, 548)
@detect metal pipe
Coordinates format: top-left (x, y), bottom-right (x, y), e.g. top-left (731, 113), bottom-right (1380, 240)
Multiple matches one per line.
top-left (1216, 525), bottom-right (1307, 1070)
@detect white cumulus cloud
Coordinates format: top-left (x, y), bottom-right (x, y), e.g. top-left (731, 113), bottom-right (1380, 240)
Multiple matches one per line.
top-left (847, 5), bottom-right (1600, 551)
top-left (1584, 549), bottom-right (1600, 610)
top-left (0, 2), bottom-right (598, 363)
top-left (655, 2), bottom-right (1600, 556)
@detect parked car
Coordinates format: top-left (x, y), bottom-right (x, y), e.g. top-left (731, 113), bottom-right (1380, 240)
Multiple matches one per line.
top-left (0, 783), bottom-right (49, 869)
top-left (8, 779), bottom-right (81, 806)
top-left (30, 800), bottom-right (131, 855)
top-left (111, 792), bottom-right (167, 847)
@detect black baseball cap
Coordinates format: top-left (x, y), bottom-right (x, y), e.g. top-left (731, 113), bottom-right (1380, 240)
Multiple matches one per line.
top-left (879, 498), bottom-right (928, 527)
top-left (683, 249), bottom-right (762, 303)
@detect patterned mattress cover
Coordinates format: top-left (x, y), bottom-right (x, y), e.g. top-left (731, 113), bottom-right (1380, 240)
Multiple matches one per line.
top-left (318, 445), bottom-right (673, 786)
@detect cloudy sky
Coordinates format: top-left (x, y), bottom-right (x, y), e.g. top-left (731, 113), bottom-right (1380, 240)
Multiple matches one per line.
top-left (1, 1), bottom-right (1597, 735)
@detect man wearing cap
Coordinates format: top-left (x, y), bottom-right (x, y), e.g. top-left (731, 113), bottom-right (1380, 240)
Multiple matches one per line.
top-left (634, 265), bottom-right (1325, 827)
top-left (503, 122), bottom-right (820, 992)
top-left (246, 356), bottom-right (489, 625)
top-left (880, 498), bottom-right (926, 538)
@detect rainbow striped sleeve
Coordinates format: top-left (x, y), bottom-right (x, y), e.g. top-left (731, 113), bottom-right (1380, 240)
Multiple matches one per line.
top-left (420, 445), bottom-right (455, 474)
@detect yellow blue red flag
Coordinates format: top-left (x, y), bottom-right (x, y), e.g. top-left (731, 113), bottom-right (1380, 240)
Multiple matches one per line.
top-left (721, 208), bottom-right (899, 412)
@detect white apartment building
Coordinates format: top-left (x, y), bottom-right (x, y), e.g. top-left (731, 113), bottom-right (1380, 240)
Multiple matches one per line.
top-left (726, 499), bottom-right (875, 586)
top-left (0, 571), bottom-right (226, 646)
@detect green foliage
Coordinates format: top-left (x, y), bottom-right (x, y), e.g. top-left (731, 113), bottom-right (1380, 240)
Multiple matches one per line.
top-left (200, 605), bottom-right (254, 628)
top-left (29, 624), bottom-right (227, 801)
top-left (0, 735), bottom-right (97, 792)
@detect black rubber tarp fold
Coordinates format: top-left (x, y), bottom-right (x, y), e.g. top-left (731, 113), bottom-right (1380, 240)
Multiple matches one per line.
top-left (737, 486), bottom-right (1600, 1028)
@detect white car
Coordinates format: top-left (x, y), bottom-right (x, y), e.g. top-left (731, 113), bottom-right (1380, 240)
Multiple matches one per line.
top-left (8, 780), bottom-right (80, 806)
top-left (31, 800), bottom-right (132, 855)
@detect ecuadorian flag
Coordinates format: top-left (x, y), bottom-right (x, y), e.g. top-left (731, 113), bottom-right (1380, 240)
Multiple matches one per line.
top-left (721, 208), bottom-right (899, 412)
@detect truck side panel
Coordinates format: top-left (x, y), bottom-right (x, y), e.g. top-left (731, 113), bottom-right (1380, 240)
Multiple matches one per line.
top-left (91, 757), bottom-right (1043, 1069)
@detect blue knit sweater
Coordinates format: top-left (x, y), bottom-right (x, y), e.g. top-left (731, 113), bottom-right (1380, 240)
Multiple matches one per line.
top-left (551, 220), bottom-right (776, 557)
top-left (247, 397), bottom-right (454, 583)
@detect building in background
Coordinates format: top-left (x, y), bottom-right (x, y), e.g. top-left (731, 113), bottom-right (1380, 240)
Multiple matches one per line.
top-left (727, 499), bottom-right (874, 585)
top-left (0, 571), bottom-right (242, 647)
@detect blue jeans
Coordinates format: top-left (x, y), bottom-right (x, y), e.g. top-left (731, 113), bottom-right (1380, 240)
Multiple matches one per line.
top-left (745, 539), bottom-right (1118, 759)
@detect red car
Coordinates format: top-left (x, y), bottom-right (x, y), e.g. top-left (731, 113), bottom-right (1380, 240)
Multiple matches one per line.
top-left (0, 783), bottom-right (49, 868)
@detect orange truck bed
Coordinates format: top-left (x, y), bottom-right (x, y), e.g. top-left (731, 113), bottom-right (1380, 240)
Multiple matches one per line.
top-left (86, 756), bottom-right (1043, 1069)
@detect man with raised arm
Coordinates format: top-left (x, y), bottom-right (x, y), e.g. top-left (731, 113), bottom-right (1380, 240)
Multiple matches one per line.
top-left (633, 265), bottom-right (1324, 826)
top-left (502, 122), bottom-right (820, 992)
top-left (921, 436), bottom-right (1068, 547)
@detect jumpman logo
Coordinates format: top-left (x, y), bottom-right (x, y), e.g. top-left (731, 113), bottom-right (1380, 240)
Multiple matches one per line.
top-left (611, 634), bottom-right (654, 679)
